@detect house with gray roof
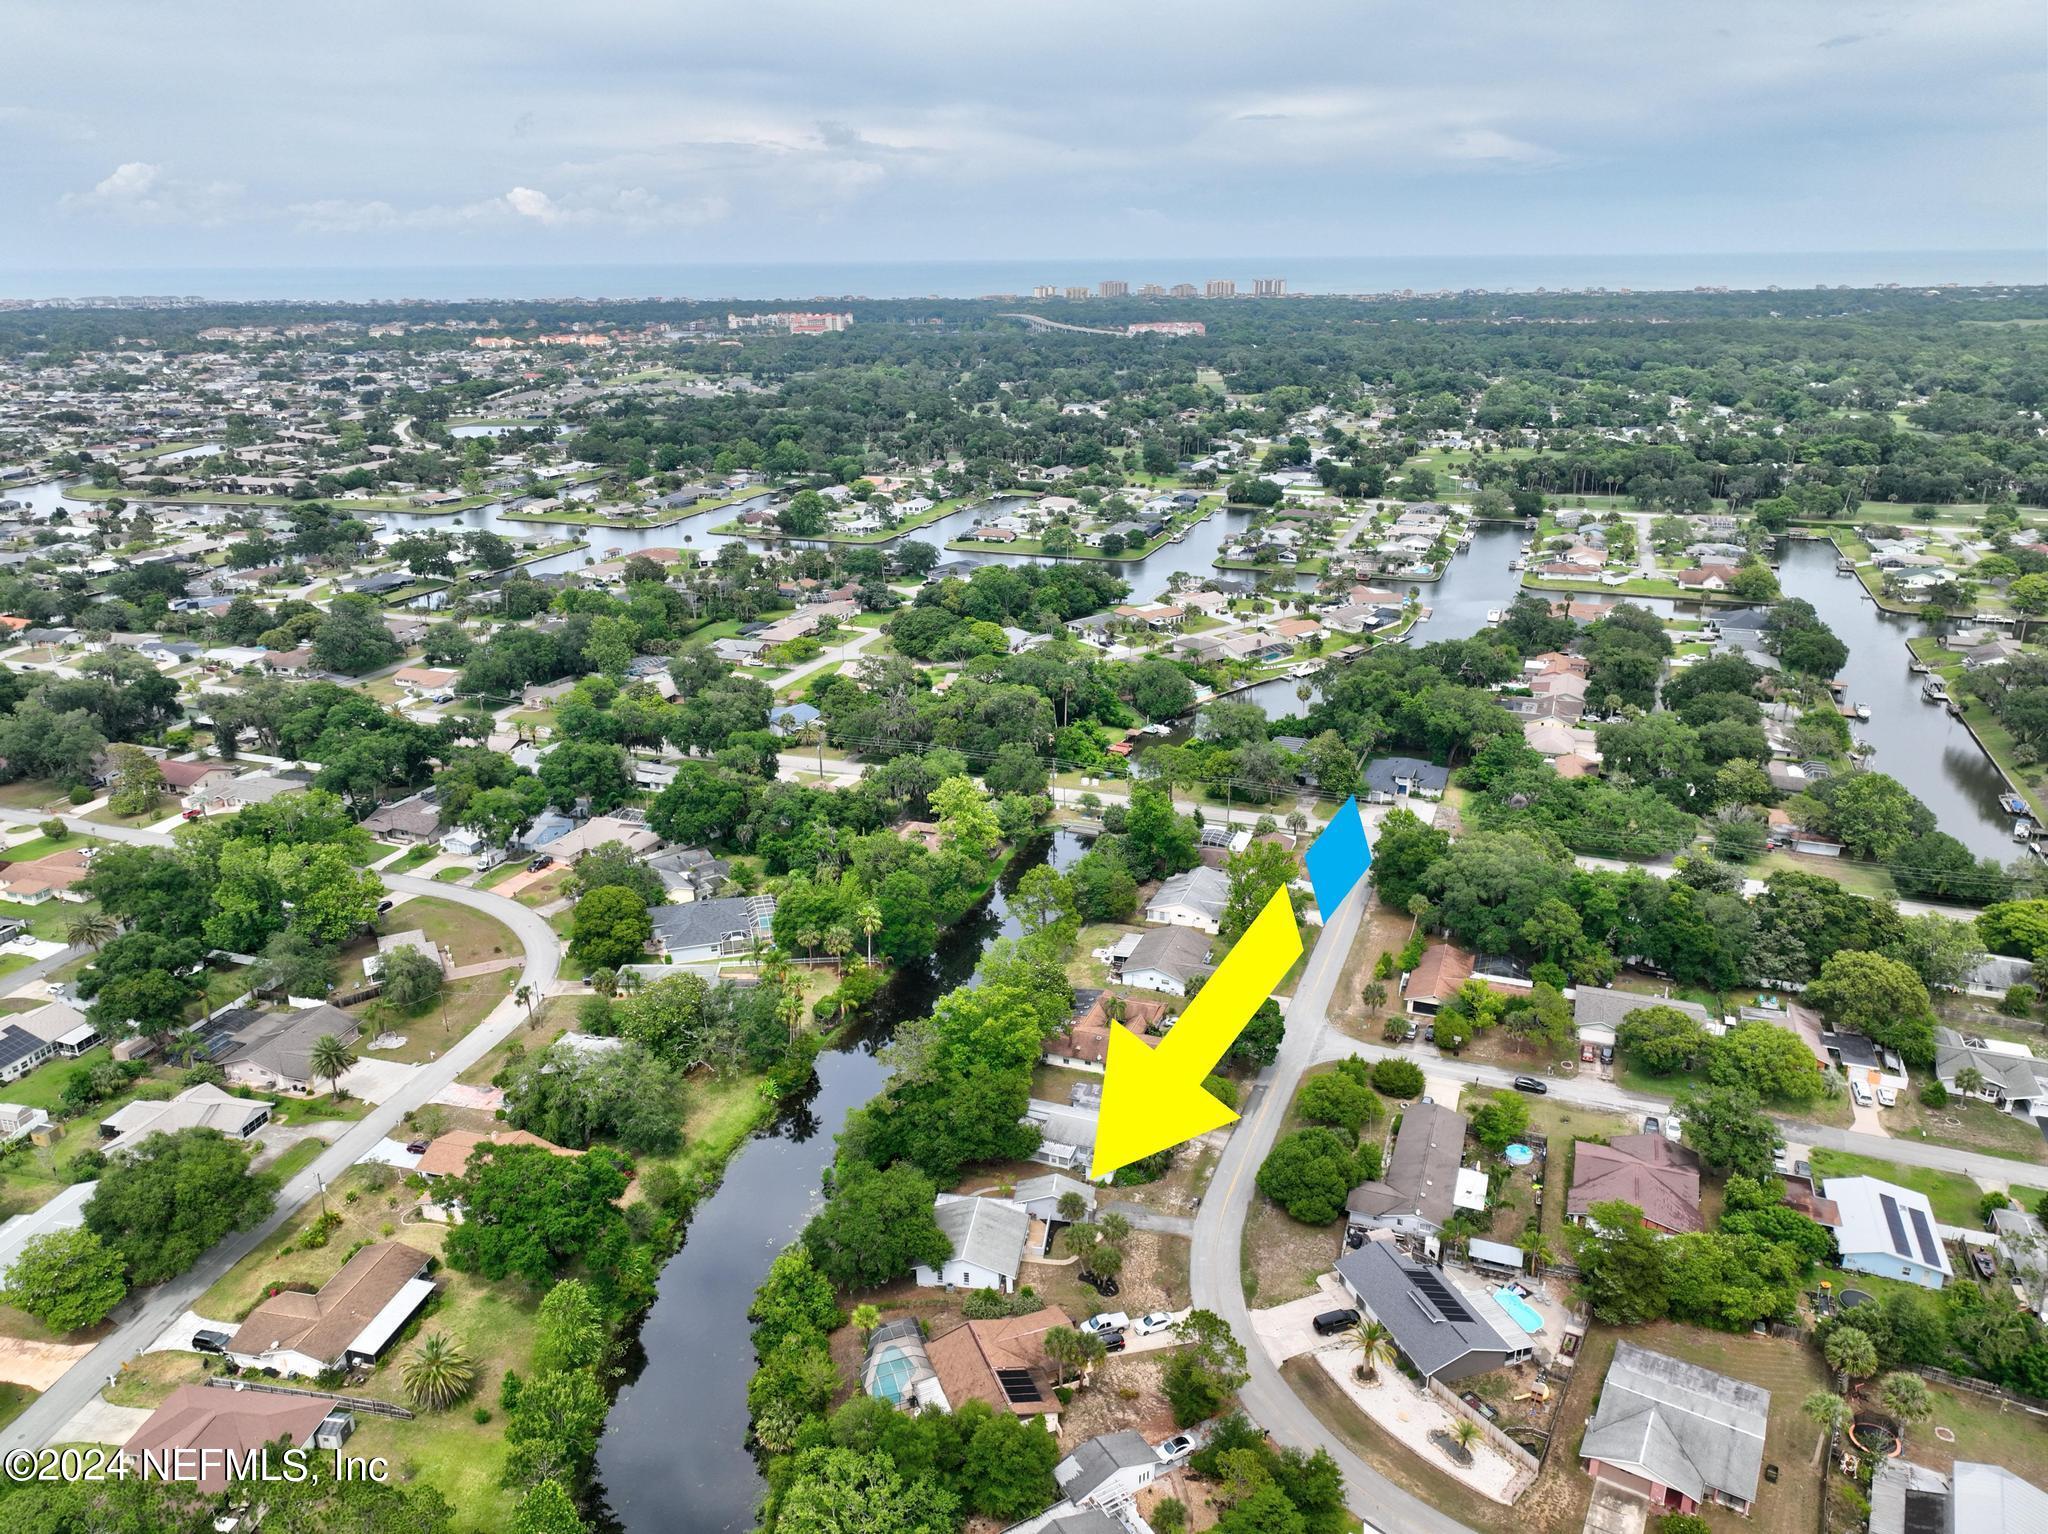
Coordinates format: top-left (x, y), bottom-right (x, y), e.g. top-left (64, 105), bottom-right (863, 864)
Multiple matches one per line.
top-left (1573, 985), bottom-right (1716, 1051)
top-left (647, 895), bottom-right (776, 963)
top-left (1933, 1026), bottom-right (2048, 1122)
top-left (1345, 1101), bottom-right (1470, 1240)
top-left (217, 1004), bottom-right (362, 1095)
top-left (1050, 1429), bottom-right (1162, 1515)
top-left (914, 1194), bottom-right (1031, 1295)
top-left (1871, 1457), bottom-right (2048, 1534)
top-left (1334, 1236), bottom-right (1529, 1382)
top-left (1143, 864), bottom-right (1230, 933)
top-left (1114, 925), bottom-right (1211, 996)
top-left (1361, 756), bottom-right (1448, 803)
top-left (1581, 1341), bottom-right (1771, 1516)
top-left (1021, 1099), bottom-right (1105, 1180)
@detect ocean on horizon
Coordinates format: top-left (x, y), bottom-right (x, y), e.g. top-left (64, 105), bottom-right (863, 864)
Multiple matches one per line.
top-left (0, 251), bottom-right (2042, 305)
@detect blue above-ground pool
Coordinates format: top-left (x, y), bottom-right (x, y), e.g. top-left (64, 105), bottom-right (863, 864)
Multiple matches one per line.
top-left (1503, 1143), bottom-right (1534, 1167)
top-left (1492, 1287), bottom-right (1544, 1334)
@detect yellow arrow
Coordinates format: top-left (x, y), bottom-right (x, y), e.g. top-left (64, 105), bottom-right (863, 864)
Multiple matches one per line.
top-left (1089, 886), bottom-right (1302, 1179)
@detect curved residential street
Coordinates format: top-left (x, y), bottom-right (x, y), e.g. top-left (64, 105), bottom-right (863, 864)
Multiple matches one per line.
top-left (1190, 884), bottom-right (1474, 1534)
top-left (0, 809), bottom-right (563, 1453)
top-left (1192, 882), bottom-right (2048, 1534)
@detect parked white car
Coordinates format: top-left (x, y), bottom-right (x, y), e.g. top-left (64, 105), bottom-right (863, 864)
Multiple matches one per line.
top-left (1876, 1084), bottom-right (1897, 1108)
top-left (1133, 1311), bottom-right (1177, 1337)
top-left (1081, 1312), bottom-right (1130, 1337)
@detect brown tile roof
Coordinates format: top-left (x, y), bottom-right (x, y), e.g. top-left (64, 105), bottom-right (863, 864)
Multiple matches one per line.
top-left (415, 1128), bottom-right (578, 1179)
top-left (1567, 1134), bottom-right (1704, 1234)
top-left (1405, 943), bottom-right (1473, 1002)
top-left (1047, 993), bottom-right (1172, 1066)
top-left (0, 848), bottom-right (93, 898)
top-left (924, 1305), bottom-right (1071, 1416)
top-left (226, 1241), bottom-right (431, 1366)
top-left (157, 759), bottom-right (236, 789)
top-left (122, 1385), bottom-right (332, 1491)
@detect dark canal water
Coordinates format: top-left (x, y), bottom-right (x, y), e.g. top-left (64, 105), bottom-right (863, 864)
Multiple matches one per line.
top-left (592, 830), bottom-right (1088, 1533)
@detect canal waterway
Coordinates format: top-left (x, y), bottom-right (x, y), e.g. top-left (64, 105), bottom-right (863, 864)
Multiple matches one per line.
top-left (591, 830), bottom-right (1087, 1533)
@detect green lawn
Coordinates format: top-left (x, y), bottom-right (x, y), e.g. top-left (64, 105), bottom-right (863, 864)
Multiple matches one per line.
top-left (261, 1137), bottom-right (326, 1181)
top-left (386, 845), bottom-right (437, 873)
top-left (0, 833), bottom-right (98, 865)
top-left (1807, 1149), bottom-right (1985, 1224)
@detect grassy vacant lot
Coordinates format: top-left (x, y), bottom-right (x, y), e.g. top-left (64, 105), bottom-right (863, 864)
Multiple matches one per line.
top-left (1890, 1091), bottom-right (2048, 1164)
top-left (1807, 1149), bottom-right (1984, 1225)
top-left (1242, 1063), bottom-right (1376, 1306)
top-left (391, 895), bottom-right (519, 968)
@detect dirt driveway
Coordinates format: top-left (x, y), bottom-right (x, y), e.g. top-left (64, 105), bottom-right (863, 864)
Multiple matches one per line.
top-left (0, 1333), bottom-right (93, 1390)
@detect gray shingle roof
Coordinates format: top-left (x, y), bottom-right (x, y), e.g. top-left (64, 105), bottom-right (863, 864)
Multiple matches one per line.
top-left (1951, 1461), bottom-right (2048, 1533)
top-left (1054, 1429), bottom-right (1157, 1501)
top-left (1146, 865), bottom-right (1229, 922)
top-left (1121, 925), bottom-right (1210, 984)
top-left (1571, 985), bottom-right (1714, 1033)
top-left (1334, 1240), bottom-right (1522, 1379)
top-left (931, 1195), bottom-right (1029, 1282)
top-left (1581, 1341), bottom-right (1770, 1505)
top-left (1347, 1102), bottom-right (1468, 1229)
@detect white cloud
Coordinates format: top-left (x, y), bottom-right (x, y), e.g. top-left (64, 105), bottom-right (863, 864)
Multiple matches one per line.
top-left (59, 161), bottom-right (241, 224)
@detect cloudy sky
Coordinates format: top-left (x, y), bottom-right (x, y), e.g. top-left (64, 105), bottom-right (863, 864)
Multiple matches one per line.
top-left (4, 0), bottom-right (2043, 280)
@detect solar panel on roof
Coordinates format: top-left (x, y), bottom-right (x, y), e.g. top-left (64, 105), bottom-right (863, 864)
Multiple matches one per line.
top-left (1880, 1193), bottom-right (1911, 1257)
top-left (995, 1368), bottom-right (1043, 1404)
top-left (1907, 1206), bottom-right (1941, 1268)
top-left (1407, 1267), bottom-right (1475, 1323)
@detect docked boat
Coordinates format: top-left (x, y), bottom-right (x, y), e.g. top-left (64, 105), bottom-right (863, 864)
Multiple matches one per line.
top-left (2017, 819), bottom-right (2035, 843)
top-left (1999, 792), bottom-right (2030, 816)
top-left (1854, 702), bottom-right (1872, 721)
top-left (1485, 608), bottom-right (1503, 624)
top-left (1923, 679), bottom-right (1950, 702)
top-left (1908, 660), bottom-right (1930, 674)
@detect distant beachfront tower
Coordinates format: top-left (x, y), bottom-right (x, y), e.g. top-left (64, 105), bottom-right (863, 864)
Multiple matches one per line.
top-left (1205, 279), bottom-right (1237, 298)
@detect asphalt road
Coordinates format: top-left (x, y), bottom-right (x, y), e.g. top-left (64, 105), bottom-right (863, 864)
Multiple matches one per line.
top-left (1192, 883), bottom-right (2046, 1534)
top-left (1189, 884), bottom-right (1474, 1534)
top-left (0, 809), bottom-right (563, 1452)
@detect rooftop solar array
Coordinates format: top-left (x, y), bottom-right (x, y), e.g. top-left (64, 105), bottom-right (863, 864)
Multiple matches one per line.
top-left (996, 1368), bottom-right (1043, 1405)
top-left (1880, 1193), bottom-right (1910, 1256)
top-left (1907, 1206), bottom-right (1941, 1267)
top-left (1407, 1266), bottom-right (1476, 1323)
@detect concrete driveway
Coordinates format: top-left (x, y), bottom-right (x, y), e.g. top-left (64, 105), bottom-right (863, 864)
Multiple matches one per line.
top-left (1582, 1481), bottom-right (1649, 1534)
top-left (1850, 1098), bottom-right (1888, 1137)
top-left (145, 1310), bottom-right (238, 1355)
top-left (335, 1057), bottom-right (422, 1104)
top-left (53, 1399), bottom-right (151, 1447)
top-left (1249, 1275), bottom-right (1355, 1366)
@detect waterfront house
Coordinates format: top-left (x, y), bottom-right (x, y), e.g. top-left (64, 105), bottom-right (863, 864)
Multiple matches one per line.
top-left (914, 1194), bottom-right (1031, 1294)
top-left (225, 1241), bottom-right (435, 1378)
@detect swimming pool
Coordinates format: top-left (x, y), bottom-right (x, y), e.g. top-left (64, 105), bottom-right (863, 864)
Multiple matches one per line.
top-left (1492, 1287), bottom-right (1544, 1334)
top-left (1503, 1143), bottom-right (1535, 1167)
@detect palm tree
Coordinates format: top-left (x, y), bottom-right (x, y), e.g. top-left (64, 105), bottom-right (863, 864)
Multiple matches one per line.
top-left (65, 911), bottom-right (115, 951)
top-left (1361, 981), bottom-right (1388, 1015)
top-left (515, 984), bottom-right (535, 1025)
top-left (850, 1303), bottom-right (881, 1346)
top-left (1954, 1064), bottom-right (1987, 1099)
top-left (1349, 1319), bottom-right (1396, 1384)
top-left (855, 902), bottom-right (882, 963)
top-left (309, 1033), bottom-right (356, 1098)
top-left (401, 1333), bottom-right (477, 1410)
top-left (1877, 1372), bottom-right (1933, 1439)
top-left (822, 926), bottom-right (853, 971)
top-left (1802, 1389), bottom-right (1849, 1438)
top-left (1449, 1417), bottom-right (1482, 1455)
top-left (1098, 1212), bottom-right (1132, 1246)
top-left (1043, 1325), bottom-right (1086, 1386)
top-left (1056, 1190), bottom-right (1088, 1224)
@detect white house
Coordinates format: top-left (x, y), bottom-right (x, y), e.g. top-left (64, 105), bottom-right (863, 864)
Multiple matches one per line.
top-left (1142, 865), bottom-right (1230, 934)
top-left (913, 1195), bottom-right (1031, 1294)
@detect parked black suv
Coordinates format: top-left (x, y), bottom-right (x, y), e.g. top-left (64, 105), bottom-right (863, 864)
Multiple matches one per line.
top-left (1312, 1308), bottom-right (1360, 1336)
top-left (1512, 1076), bottom-right (1548, 1094)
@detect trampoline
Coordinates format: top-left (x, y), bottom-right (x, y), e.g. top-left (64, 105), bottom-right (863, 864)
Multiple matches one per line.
top-left (1503, 1143), bottom-right (1535, 1167)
